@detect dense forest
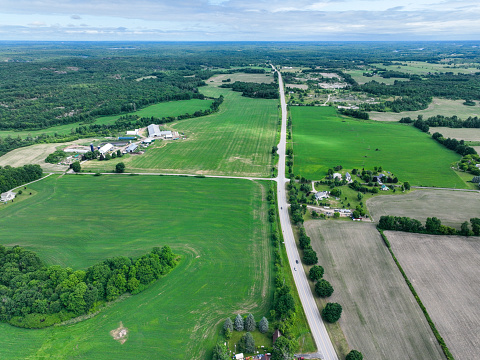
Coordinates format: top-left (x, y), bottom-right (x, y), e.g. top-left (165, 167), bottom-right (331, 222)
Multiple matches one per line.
top-left (0, 245), bottom-right (178, 328)
top-left (0, 164), bottom-right (43, 193)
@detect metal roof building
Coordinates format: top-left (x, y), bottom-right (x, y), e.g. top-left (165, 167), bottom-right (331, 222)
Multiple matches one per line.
top-left (125, 143), bottom-right (138, 153)
top-left (1, 191), bottom-right (16, 202)
top-left (147, 124), bottom-right (162, 137)
top-left (99, 143), bottom-right (114, 154)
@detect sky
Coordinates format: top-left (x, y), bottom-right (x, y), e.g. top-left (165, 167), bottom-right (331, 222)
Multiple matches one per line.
top-left (0, 0), bottom-right (480, 41)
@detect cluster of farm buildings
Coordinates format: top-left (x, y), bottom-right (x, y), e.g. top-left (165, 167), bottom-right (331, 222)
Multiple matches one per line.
top-left (232, 330), bottom-right (289, 360)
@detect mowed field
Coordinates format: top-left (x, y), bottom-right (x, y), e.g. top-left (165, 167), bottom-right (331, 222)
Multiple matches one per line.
top-left (369, 98), bottom-right (480, 122)
top-left (0, 99), bottom-right (214, 138)
top-left (386, 231), bottom-right (480, 360)
top-left (291, 106), bottom-right (463, 187)
top-left (83, 85), bottom-right (279, 177)
top-left (304, 221), bottom-right (444, 360)
top-left (345, 70), bottom-right (409, 85)
top-left (208, 72), bottom-right (274, 84)
top-left (367, 189), bottom-right (480, 227)
top-left (372, 61), bottom-right (480, 75)
top-left (94, 98), bottom-right (214, 125)
top-left (0, 175), bottom-right (273, 359)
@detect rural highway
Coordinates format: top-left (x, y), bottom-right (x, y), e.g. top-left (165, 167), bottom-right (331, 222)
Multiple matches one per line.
top-left (273, 66), bottom-right (339, 360)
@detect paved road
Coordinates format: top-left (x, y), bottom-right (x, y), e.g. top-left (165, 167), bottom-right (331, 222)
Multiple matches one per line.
top-left (273, 66), bottom-right (338, 360)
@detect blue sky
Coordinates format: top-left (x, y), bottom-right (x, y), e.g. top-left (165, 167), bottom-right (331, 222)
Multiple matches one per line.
top-left (0, 0), bottom-right (479, 41)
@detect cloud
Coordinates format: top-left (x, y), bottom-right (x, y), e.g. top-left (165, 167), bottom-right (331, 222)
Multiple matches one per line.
top-left (0, 0), bottom-right (479, 40)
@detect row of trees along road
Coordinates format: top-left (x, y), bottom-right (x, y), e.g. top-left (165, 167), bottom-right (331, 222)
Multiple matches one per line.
top-left (0, 164), bottom-right (43, 193)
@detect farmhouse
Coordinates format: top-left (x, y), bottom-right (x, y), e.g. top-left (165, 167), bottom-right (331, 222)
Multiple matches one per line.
top-left (273, 329), bottom-right (282, 344)
top-left (1, 191), bottom-right (15, 202)
top-left (98, 143), bottom-right (114, 155)
top-left (315, 191), bottom-right (329, 200)
top-left (332, 172), bottom-right (342, 180)
top-left (381, 184), bottom-right (390, 191)
top-left (125, 143), bottom-right (138, 153)
top-left (345, 172), bottom-right (352, 182)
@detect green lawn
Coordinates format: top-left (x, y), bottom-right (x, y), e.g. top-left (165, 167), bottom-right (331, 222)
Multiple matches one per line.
top-left (83, 86), bottom-right (279, 177)
top-left (0, 175), bottom-right (274, 359)
top-left (291, 106), bottom-right (465, 188)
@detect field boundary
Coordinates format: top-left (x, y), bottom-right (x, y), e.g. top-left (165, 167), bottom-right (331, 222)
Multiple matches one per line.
top-left (378, 229), bottom-right (454, 360)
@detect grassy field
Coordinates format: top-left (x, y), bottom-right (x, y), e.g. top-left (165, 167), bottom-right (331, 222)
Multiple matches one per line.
top-left (0, 175), bottom-right (274, 359)
top-left (305, 221), bottom-right (445, 360)
top-left (83, 85), bottom-right (279, 177)
top-left (0, 99), bottom-right (214, 138)
top-left (291, 106), bottom-right (464, 187)
top-left (345, 70), bottom-right (409, 85)
top-left (371, 61), bottom-right (480, 75)
top-left (208, 73), bottom-right (274, 84)
top-left (367, 189), bottom-right (480, 227)
top-left (387, 231), bottom-right (480, 360)
top-left (369, 98), bottom-right (480, 122)
top-left (94, 99), bottom-right (214, 125)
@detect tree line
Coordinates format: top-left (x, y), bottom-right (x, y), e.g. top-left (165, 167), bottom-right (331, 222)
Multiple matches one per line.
top-left (378, 215), bottom-right (480, 236)
top-left (220, 81), bottom-right (279, 99)
top-left (401, 114), bottom-right (480, 128)
top-left (0, 164), bottom-right (43, 193)
top-left (0, 245), bottom-right (178, 328)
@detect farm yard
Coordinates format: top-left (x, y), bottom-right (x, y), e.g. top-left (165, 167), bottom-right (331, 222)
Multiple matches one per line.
top-left (0, 175), bottom-right (274, 359)
top-left (367, 189), bottom-right (480, 227)
top-left (0, 143), bottom-right (74, 171)
top-left (291, 106), bottom-right (464, 187)
top-left (304, 221), bottom-right (445, 360)
top-left (83, 84), bottom-right (279, 177)
top-left (386, 231), bottom-right (480, 360)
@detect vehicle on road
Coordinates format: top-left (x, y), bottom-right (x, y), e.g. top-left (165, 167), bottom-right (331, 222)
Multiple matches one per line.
top-left (296, 260), bottom-right (299, 264)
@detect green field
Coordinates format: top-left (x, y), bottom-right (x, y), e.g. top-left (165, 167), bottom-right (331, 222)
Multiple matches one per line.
top-left (0, 99), bottom-right (214, 138)
top-left (94, 99), bottom-right (214, 125)
top-left (0, 175), bottom-right (273, 359)
top-left (291, 106), bottom-right (465, 187)
top-left (83, 86), bottom-right (279, 177)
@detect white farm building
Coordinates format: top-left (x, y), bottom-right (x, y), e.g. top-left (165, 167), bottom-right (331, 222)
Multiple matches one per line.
top-left (99, 143), bottom-right (114, 155)
top-left (126, 129), bottom-right (139, 136)
top-left (1, 191), bottom-right (16, 202)
top-left (125, 143), bottom-right (138, 153)
top-left (147, 124), bottom-right (162, 137)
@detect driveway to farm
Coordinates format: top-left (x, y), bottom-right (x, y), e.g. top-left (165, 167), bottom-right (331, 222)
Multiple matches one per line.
top-left (273, 66), bottom-right (338, 360)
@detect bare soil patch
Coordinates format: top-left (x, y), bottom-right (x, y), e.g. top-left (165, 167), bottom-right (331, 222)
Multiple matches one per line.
top-left (305, 221), bottom-right (444, 360)
top-left (387, 232), bottom-right (480, 360)
top-left (286, 84), bottom-right (308, 90)
top-left (367, 189), bottom-right (480, 227)
top-left (110, 322), bottom-right (129, 344)
top-left (431, 127), bottom-right (480, 141)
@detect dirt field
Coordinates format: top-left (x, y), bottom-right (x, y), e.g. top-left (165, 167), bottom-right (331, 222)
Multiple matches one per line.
top-left (431, 127), bottom-right (480, 141)
top-left (208, 72), bottom-right (274, 84)
top-left (0, 140), bottom-right (91, 172)
top-left (473, 146), bottom-right (480, 154)
top-left (369, 98), bottom-right (480, 122)
top-left (386, 231), bottom-right (480, 360)
top-left (367, 189), bottom-right (480, 227)
top-left (305, 221), bottom-right (445, 360)
top-left (286, 84), bottom-right (308, 90)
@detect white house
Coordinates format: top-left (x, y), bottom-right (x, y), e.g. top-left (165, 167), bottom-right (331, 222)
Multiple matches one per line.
top-left (1, 191), bottom-right (16, 202)
top-left (345, 172), bottom-right (352, 182)
top-left (99, 143), bottom-right (114, 155)
top-left (315, 191), bottom-right (329, 200)
top-left (333, 172), bottom-right (342, 180)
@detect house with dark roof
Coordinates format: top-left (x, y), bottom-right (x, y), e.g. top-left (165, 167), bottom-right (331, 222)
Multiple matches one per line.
top-left (273, 329), bottom-right (282, 344)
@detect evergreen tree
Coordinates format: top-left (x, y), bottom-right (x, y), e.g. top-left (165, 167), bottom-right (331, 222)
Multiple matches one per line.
top-left (245, 313), bottom-right (256, 332)
top-left (223, 317), bottom-right (233, 332)
top-left (234, 314), bottom-right (244, 331)
top-left (258, 316), bottom-right (269, 334)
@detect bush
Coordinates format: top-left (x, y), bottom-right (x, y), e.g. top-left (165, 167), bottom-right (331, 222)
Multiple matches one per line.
top-left (322, 302), bottom-right (342, 323)
top-left (315, 279), bottom-right (334, 297)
